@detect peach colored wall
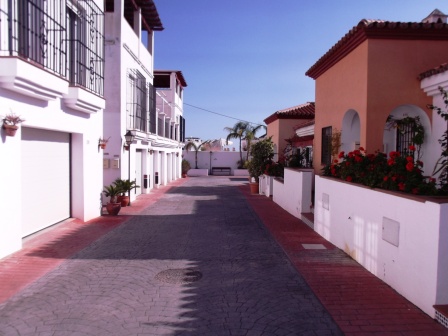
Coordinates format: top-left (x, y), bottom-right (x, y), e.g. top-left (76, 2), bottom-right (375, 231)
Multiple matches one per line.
top-left (267, 119), bottom-right (301, 157)
top-left (313, 38), bottom-right (448, 173)
top-left (314, 42), bottom-right (369, 171)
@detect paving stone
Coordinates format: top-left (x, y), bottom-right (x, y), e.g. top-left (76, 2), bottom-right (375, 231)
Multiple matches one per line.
top-left (2, 176), bottom-right (444, 335)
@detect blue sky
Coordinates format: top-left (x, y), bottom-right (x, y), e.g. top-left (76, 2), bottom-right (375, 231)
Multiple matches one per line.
top-left (153, 1), bottom-right (446, 141)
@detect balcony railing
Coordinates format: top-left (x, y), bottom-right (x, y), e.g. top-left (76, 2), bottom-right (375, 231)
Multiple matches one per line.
top-left (1, 0), bottom-right (104, 96)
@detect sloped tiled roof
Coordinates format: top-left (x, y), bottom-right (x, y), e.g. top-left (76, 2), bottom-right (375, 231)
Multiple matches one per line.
top-left (418, 63), bottom-right (448, 80)
top-left (293, 119), bottom-right (315, 131)
top-left (264, 102), bottom-right (315, 124)
top-left (306, 18), bottom-right (448, 79)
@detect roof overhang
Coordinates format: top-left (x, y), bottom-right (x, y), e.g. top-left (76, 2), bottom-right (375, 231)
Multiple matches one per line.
top-left (306, 19), bottom-right (448, 79)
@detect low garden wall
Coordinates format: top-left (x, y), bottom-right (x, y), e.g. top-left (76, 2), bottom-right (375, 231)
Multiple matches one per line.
top-left (272, 168), bottom-right (314, 220)
top-left (314, 175), bottom-right (448, 318)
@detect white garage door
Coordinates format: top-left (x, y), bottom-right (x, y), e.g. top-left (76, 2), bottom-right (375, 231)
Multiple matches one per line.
top-left (21, 128), bottom-right (70, 237)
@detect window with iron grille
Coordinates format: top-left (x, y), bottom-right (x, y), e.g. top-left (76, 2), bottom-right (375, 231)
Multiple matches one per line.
top-left (66, 0), bottom-right (104, 96)
top-left (148, 82), bottom-right (156, 133)
top-left (10, 0), bottom-right (66, 75)
top-left (396, 123), bottom-right (414, 157)
top-left (165, 120), bottom-right (170, 139)
top-left (127, 69), bottom-right (147, 132)
top-left (321, 126), bottom-right (332, 165)
top-left (4, 0), bottom-right (104, 96)
top-left (180, 116), bottom-right (185, 142)
top-left (157, 117), bottom-right (163, 136)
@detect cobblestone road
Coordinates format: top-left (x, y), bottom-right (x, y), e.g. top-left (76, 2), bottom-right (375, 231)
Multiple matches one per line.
top-left (0, 177), bottom-right (342, 336)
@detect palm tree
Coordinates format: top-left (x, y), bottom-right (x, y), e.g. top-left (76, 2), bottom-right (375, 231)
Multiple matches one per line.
top-left (184, 140), bottom-right (211, 169)
top-left (224, 121), bottom-right (248, 167)
top-left (243, 124), bottom-right (267, 161)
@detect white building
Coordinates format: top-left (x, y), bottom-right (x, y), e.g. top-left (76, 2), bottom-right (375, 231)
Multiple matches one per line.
top-left (0, 0), bottom-right (106, 258)
top-left (103, 1), bottom-right (185, 202)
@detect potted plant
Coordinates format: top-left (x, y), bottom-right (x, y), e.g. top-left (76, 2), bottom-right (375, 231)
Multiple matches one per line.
top-left (2, 113), bottom-right (25, 137)
top-left (98, 137), bottom-right (110, 149)
top-left (113, 178), bottom-right (139, 206)
top-left (182, 159), bottom-right (191, 178)
top-left (103, 184), bottom-right (123, 215)
top-left (247, 137), bottom-right (275, 194)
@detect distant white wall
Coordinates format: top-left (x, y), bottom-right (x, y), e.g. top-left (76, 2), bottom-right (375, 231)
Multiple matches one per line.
top-left (182, 150), bottom-right (247, 173)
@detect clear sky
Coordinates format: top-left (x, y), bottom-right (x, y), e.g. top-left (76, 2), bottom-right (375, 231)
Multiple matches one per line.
top-left (153, 1), bottom-right (446, 141)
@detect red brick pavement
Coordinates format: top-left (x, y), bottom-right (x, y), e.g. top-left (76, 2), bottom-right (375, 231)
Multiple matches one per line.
top-left (1, 178), bottom-right (447, 335)
top-left (0, 179), bottom-right (186, 304)
top-left (240, 186), bottom-right (448, 336)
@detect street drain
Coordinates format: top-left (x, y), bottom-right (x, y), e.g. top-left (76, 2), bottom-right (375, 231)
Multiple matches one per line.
top-left (155, 268), bottom-right (202, 284)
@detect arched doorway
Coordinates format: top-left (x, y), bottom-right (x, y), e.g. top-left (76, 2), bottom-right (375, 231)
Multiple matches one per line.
top-left (341, 109), bottom-right (361, 153)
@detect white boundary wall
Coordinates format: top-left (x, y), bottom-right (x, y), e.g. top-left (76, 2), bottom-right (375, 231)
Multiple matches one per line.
top-left (314, 175), bottom-right (448, 317)
top-left (272, 168), bottom-right (314, 218)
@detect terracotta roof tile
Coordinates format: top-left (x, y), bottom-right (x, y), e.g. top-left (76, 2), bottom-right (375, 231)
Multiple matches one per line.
top-left (418, 63), bottom-right (448, 80)
top-left (306, 18), bottom-right (448, 79)
top-left (293, 119), bottom-right (315, 131)
top-left (264, 102), bottom-right (315, 124)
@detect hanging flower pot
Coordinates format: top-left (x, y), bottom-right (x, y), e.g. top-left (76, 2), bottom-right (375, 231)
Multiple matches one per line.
top-left (2, 113), bottom-right (25, 137)
top-left (3, 124), bottom-right (19, 137)
top-left (98, 137), bottom-right (110, 150)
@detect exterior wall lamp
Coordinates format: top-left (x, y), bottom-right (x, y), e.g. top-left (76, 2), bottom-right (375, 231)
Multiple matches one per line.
top-left (124, 130), bottom-right (136, 205)
top-left (124, 130), bottom-right (135, 150)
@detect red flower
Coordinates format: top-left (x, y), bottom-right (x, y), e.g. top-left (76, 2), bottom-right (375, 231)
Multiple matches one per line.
top-left (406, 162), bottom-right (414, 172)
top-left (359, 147), bottom-right (365, 151)
top-left (348, 152), bottom-right (354, 158)
top-left (354, 150), bottom-right (361, 156)
top-left (333, 159), bottom-right (339, 164)
top-left (346, 176), bottom-right (353, 182)
top-left (429, 177), bottom-right (436, 183)
top-left (406, 156), bottom-right (413, 162)
top-left (389, 151), bottom-right (400, 159)
top-left (412, 188), bottom-right (419, 195)
top-left (387, 159), bottom-right (395, 166)
top-left (417, 160), bottom-right (423, 167)
top-left (409, 145), bottom-right (416, 151)
top-left (338, 151), bottom-right (345, 159)
top-left (345, 161), bottom-right (350, 166)
top-left (398, 182), bottom-right (405, 191)
top-left (391, 176), bottom-right (397, 181)
top-left (355, 156), bottom-right (363, 162)
top-left (383, 176), bottom-right (388, 182)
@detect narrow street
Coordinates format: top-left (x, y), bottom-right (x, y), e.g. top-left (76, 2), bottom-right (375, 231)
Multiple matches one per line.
top-left (0, 177), bottom-right (342, 336)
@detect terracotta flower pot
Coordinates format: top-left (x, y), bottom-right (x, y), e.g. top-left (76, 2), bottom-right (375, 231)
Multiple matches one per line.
top-left (117, 195), bottom-right (130, 207)
top-left (106, 202), bottom-right (121, 215)
top-left (3, 124), bottom-right (18, 137)
top-left (249, 182), bottom-right (259, 194)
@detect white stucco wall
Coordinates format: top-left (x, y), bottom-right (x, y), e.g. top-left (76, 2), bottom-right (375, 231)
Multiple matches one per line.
top-left (272, 168), bottom-right (313, 218)
top-left (314, 175), bottom-right (448, 317)
top-left (182, 150), bottom-right (246, 173)
top-left (421, 71), bottom-right (448, 181)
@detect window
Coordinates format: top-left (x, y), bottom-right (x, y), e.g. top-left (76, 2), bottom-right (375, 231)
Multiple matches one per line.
top-left (148, 83), bottom-right (156, 134)
top-left (180, 116), bottom-right (185, 142)
top-left (396, 123), bottom-right (414, 157)
top-left (127, 69), bottom-right (147, 132)
top-left (6, 0), bottom-right (104, 95)
top-left (66, 0), bottom-right (104, 95)
top-left (13, 0), bottom-right (66, 75)
top-left (321, 126), bottom-right (332, 165)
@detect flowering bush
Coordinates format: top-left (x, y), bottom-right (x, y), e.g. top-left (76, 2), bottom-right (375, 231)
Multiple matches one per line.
top-left (323, 147), bottom-right (437, 195)
top-left (264, 161), bottom-right (284, 177)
